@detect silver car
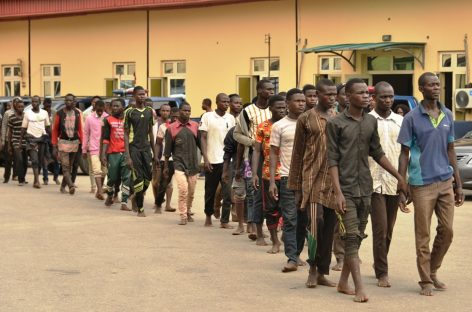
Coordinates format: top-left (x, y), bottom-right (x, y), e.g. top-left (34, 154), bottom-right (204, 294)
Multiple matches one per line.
top-left (455, 131), bottom-right (472, 190)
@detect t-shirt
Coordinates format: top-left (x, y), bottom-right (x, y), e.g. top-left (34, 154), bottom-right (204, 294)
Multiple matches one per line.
top-left (255, 120), bottom-right (280, 180)
top-left (165, 120), bottom-right (200, 176)
top-left (102, 115), bottom-right (125, 154)
top-left (157, 122), bottom-right (172, 161)
top-left (270, 116), bottom-right (297, 177)
top-left (8, 113), bottom-right (25, 149)
top-left (22, 109), bottom-right (50, 138)
top-left (397, 102), bottom-right (454, 186)
top-left (124, 106), bottom-right (154, 151)
top-left (199, 111), bottom-right (235, 164)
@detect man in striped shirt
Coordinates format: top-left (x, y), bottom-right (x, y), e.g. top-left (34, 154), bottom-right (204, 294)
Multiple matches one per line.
top-left (7, 99), bottom-right (27, 185)
top-left (233, 79), bottom-right (274, 244)
top-left (289, 79), bottom-right (338, 287)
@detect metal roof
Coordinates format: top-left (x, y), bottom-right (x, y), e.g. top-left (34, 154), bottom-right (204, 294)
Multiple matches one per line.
top-left (301, 42), bottom-right (426, 53)
top-left (0, 0), bottom-right (268, 21)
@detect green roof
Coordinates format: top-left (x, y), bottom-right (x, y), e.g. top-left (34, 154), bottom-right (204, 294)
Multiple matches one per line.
top-left (301, 42), bottom-right (426, 53)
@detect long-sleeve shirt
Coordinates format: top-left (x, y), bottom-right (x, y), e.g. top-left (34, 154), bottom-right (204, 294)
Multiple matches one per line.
top-left (51, 108), bottom-right (84, 153)
top-left (288, 109), bottom-right (336, 209)
top-left (82, 111), bottom-right (108, 155)
top-left (1, 108), bottom-right (14, 145)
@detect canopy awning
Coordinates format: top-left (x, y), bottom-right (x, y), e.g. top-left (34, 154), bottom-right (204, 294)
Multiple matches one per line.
top-left (301, 42), bottom-right (426, 70)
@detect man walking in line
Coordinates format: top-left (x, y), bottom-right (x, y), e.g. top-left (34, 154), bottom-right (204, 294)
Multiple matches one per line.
top-left (51, 93), bottom-right (84, 195)
top-left (164, 102), bottom-right (200, 225)
top-left (398, 72), bottom-right (464, 296)
top-left (7, 99), bottom-right (27, 186)
top-left (200, 93), bottom-right (236, 228)
top-left (124, 86), bottom-right (158, 217)
top-left (1, 98), bottom-right (16, 183)
top-left (268, 88), bottom-right (306, 272)
top-left (83, 100), bottom-right (108, 200)
top-left (289, 79), bottom-right (338, 288)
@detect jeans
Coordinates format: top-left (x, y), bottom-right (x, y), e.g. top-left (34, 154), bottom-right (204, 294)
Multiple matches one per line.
top-left (13, 147), bottom-right (28, 183)
top-left (280, 178), bottom-right (306, 263)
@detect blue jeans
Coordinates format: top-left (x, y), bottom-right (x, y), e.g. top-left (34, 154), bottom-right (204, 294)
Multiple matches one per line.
top-left (280, 178), bottom-right (306, 263)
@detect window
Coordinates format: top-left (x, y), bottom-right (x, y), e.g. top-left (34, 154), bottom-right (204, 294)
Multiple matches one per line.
top-left (319, 56), bottom-right (342, 72)
top-left (393, 56), bottom-right (414, 70)
top-left (113, 62), bottom-right (136, 89)
top-left (41, 65), bottom-right (61, 97)
top-left (252, 58), bottom-right (280, 76)
top-left (439, 52), bottom-right (467, 70)
top-left (442, 54), bottom-right (452, 67)
top-left (2, 65), bottom-right (21, 96)
top-left (367, 55), bottom-right (415, 71)
top-left (367, 56), bottom-right (390, 71)
top-left (457, 54), bottom-right (466, 67)
top-left (162, 60), bottom-right (186, 96)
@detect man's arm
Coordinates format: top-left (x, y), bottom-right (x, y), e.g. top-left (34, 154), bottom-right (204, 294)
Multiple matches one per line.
top-left (269, 145), bottom-right (280, 200)
top-left (148, 121), bottom-right (157, 164)
top-left (398, 145), bottom-right (411, 211)
top-left (234, 143), bottom-right (245, 181)
top-left (100, 119), bottom-right (110, 166)
top-left (326, 120), bottom-right (345, 214)
top-left (82, 117), bottom-right (90, 155)
top-left (251, 142), bottom-right (262, 190)
top-left (375, 155), bottom-right (407, 196)
top-left (200, 130), bottom-right (212, 172)
top-left (20, 113), bottom-right (28, 146)
top-left (448, 142), bottom-right (465, 206)
top-left (233, 111), bottom-right (254, 147)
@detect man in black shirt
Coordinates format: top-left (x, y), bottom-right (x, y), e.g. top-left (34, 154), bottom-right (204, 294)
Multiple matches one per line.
top-left (7, 100), bottom-right (27, 185)
top-left (124, 86), bottom-right (158, 217)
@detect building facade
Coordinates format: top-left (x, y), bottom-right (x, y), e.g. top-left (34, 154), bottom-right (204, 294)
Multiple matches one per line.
top-left (0, 0), bottom-right (471, 117)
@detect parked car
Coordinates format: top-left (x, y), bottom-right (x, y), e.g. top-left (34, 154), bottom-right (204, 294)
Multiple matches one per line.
top-left (392, 95), bottom-right (418, 112)
top-left (455, 130), bottom-right (472, 190)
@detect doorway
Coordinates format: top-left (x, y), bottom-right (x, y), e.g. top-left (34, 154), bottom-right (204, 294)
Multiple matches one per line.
top-left (439, 72), bottom-right (453, 110)
top-left (372, 74), bottom-right (413, 96)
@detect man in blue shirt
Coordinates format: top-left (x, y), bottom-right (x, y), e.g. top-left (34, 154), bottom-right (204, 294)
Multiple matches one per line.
top-left (398, 72), bottom-right (464, 296)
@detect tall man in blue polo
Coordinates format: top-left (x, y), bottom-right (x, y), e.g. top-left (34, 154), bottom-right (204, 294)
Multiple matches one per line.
top-left (398, 72), bottom-right (464, 297)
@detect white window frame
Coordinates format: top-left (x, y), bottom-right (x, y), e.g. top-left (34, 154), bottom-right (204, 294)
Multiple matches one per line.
top-left (251, 57), bottom-right (280, 77)
top-left (319, 56), bottom-right (342, 74)
top-left (439, 51), bottom-right (467, 72)
top-left (113, 62), bottom-right (136, 89)
top-left (41, 64), bottom-right (61, 98)
top-left (2, 65), bottom-right (22, 97)
top-left (162, 60), bottom-right (186, 96)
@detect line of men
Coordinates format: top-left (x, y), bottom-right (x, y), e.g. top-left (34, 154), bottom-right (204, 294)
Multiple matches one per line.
top-left (0, 73), bottom-right (463, 303)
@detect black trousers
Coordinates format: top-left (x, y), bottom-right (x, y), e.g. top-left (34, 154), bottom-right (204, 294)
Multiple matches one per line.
top-left (155, 160), bottom-right (174, 206)
top-left (13, 147), bottom-right (28, 183)
top-left (204, 163), bottom-right (231, 223)
top-left (3, 145), bottom-right (13, 181)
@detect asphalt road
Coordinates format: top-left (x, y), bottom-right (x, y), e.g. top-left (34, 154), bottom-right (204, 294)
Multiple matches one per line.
top-left (1, 172), bottom-right (471, 312)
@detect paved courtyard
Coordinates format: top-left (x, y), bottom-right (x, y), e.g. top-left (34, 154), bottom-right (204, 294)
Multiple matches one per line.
top-left (1, 171), bottom-right (471, 312)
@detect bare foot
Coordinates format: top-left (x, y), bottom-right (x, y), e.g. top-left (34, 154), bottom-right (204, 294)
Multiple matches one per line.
top-left (297, 258), bottom-right (307, 266)
top-left (105, 196), bottom-right (114, 206)
top-left (130, 195), bottom-right (137, 212)
top-left (69, 186), bottom-right (76, 195)
top-left (354, 289), bottom-right (369, 303)
top-left (33, 182), bottom-right (41, 189)
top-left (60, 187), bottom-right (67, 194)
top-left (120, 204), bottom-right (132, 211)
top-left (220, 223), bottom-right (234, 229)
top-left (282, 261), bottom-right (298, 273)
top-left (204, 216), bottom-right (213, 227)
top-left (256, 238), bottom-right (268, 246)
top-left (137, 210), bottom-right (146, 217)
top-left (337, 283), bottom-right (356, 295)
top-left (154, 205), bottom-right (162, 214)
top-left (267, 242), bottom-right (281, 254)
top-left (431, 275), bottom-right (447, 290)
top-left (95, 193), bottom-right (104, 200)
top-left (232, 226), bottom-right (245, 235)
top-left (248, 233), bottom-right (257, 241)
top-left (377, 275), bottom-right (391, 288)
top-left (113, 196), bottom-right (120, 204)
top-left (305, 271), bottom-right (318, 288)
top-left (165, 207), bottom-right (176, 212)
top-left (318, 274), bottom-right (337, 287)
top-left (420, 284), bottom-right (434, 296)
top-left (332, 261), bottom-right (343, 271)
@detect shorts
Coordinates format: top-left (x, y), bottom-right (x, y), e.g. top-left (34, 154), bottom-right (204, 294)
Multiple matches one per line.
top-left (232, 177), bottom-right (246, 202)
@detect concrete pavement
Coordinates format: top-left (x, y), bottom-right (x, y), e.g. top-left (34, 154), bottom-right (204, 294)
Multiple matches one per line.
top-left (1, 172), bottom-right (471, 312)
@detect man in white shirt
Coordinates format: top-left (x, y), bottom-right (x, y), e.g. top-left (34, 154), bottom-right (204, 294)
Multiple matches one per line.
top-left (200, 93), bottom-right (236, 228)
top-left (369, 81), bottom-right (409, 287)
top-left (269, 88), bottom-right (306, 272)
top-left (20, 95), bottom-right (50, 188)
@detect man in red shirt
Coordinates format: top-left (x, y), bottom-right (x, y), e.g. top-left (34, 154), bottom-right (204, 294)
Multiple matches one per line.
top-left (101, 98), bottom-right (132, 211)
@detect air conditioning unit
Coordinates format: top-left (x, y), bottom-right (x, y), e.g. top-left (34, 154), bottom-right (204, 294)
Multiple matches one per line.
top-left (455, 88), bottom-right (472, 109)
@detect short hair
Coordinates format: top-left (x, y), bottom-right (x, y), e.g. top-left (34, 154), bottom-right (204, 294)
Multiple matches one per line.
top-left (256, 79), bottom-right (272, 91)
top-left (95, 100), bottom-right (105, 107)
top-left (336, 83), bottom-right (346, 95)
top-left (111, 98), bottom-right (125, 106)
top-left (286, 88), bottom-right (303, 101)
top-left (133, 86), bottom-right (145, 93)
top-left (229, 94), bottom-right (240, 101)
top-left (302, 84), bottom-right (316, 94)
top-left (145, 98), bottom-right (153, 103)
top-left (215, 93), bottom-right (227, 102)
top-left (345, 78), bottom-right (366, 93)
top-left (43, 98), bottom-right (52, 105)
top-left (180, 101), bottom-right (191, 110)
top-left (32, 95), bottom-right (41, 100)
top-left (374, 81), bottom-right (393, 94)
top-left (92, 96), bottom-right (102, 102)
top-left (202, 98), bottom-right (212, 106)
top-left (315, 79), bottom-right (335, 91)
top-left (278, 91), bottom-right (287, 97)
top-left (65, 93), bottom-right (75, 98)
top-left (418, 72), bottom-right (437, 87)
top-left (171, 106), bottom-right (180, 114)
top-left (268, 95), bottom-right (286, 107)
top-left (160, 103), bottom-right (170, 109)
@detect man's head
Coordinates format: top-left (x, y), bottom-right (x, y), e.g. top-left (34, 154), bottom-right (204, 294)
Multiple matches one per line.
top-left (286, 88), bottom-right (306, 116)
top-left (216, 93), bottom-right (230, 112)
top-left (133, 86), bottom-right (147, 105)
top-left (256, 79), bottom-right (275, 99)
top-left (418, 72), bottom-right (440, 101)
top-left (91, 96), bottom-right (102, 110)
top-left (336, 83), bottom-right (348, 111)
top-left (268, 95), bottom-right (286, 121)
top-left (128, 98), bottom-right (136, 108)
top-left (144, 98), bottom-right (153, 108)
top-left (170, 107), bottom-right (180, 123)
top-left (43, 98), bottom-right (52, 112)
top-left (229, 94), bottom-right (242, 115)
top-left (179, 102), bottom-right (191, 123)
top-left (160, 104), bottom-right (171, 120)
top-left (373, 81), bottom-right (394, 113)
top-left (31, 95), bottom-right (41, 110)
top-left (95, 100), bottom-right (105, 116)
top-left (201, 98), bottom-right (212, 111)
top-left (4, 101), bottom-right (12, 112)
top-left (303, 84), bottom-right (318, 110)
top-left (345, 78), bottom-right (369, 110)
top-left (64, 93), bottom-right (75, 110)
top-left (111, 98), bottom-right (125, 117)
top-left (15, 100), bottom-right (25, 114)
top-left (315, 79), bottom-right (337, 111)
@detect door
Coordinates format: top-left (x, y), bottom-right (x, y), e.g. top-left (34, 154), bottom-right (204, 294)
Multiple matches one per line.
top-left (237, 76), bottom-right (258, 105)
top-left (149, 78), bottom-right (166, 97)
top-left (372, 74), bottom-right (413, 96)
top-left (105, 79), bottom-right (117, 97)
